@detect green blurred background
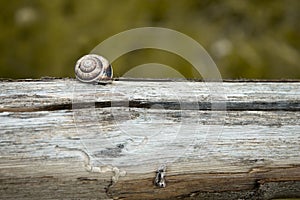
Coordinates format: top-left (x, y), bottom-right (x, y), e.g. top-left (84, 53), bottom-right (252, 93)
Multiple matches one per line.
top-left (0, 0), bottom-right (299, 79)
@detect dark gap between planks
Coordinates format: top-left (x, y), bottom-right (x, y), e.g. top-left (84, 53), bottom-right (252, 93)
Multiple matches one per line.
top-left (1, 100), bottom-right (299, 112)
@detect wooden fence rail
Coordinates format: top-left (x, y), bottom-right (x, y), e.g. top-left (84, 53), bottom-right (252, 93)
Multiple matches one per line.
top-left (0, 78), bottom-right (299, 199)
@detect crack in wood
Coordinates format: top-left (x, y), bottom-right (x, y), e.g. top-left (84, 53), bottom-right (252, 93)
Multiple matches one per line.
top-left (1, 100), bottom-right (300, 113)
top-left (55, 144), bottom-right (127, 195)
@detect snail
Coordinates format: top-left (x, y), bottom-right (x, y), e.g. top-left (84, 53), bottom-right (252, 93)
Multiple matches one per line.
top-left (75, 54), bottom-right (113, 83)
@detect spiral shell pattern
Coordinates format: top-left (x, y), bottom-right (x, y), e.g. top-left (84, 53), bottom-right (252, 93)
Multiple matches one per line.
top-left (75, 54), bottom-right (113, 83)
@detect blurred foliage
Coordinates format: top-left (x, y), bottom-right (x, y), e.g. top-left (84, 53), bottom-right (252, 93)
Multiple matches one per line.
top-left (0, 0), bottom-right (299, 79)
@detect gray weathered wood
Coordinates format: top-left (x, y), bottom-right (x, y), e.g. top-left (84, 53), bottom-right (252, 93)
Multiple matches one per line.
top-left (0, 79), bottom-right (299, 199)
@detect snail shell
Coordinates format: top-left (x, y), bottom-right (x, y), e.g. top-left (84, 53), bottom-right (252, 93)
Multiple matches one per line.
top-left (75, 54), bottom-right (113, 83)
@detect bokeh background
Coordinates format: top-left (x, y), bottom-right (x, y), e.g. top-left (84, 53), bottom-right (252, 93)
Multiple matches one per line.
top-left (0, 0), bottom-right (299, 79)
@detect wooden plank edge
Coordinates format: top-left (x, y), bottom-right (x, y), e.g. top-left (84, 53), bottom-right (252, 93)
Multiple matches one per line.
top-left (108, 165), bottom-right (300, 199)
top-left (1, 77), bottom-right (300, 82)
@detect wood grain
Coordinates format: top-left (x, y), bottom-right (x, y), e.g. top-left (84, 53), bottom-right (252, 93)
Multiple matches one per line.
top-left (0, 79), bottom-right (299, 199)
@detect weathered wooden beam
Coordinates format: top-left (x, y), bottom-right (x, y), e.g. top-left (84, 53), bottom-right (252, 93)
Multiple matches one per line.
top-left (0, 79), bottom-right (299, 199)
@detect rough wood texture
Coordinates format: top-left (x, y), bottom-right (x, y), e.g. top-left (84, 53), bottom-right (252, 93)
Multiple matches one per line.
top-left (0, 78), bottom-right (299, 199)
